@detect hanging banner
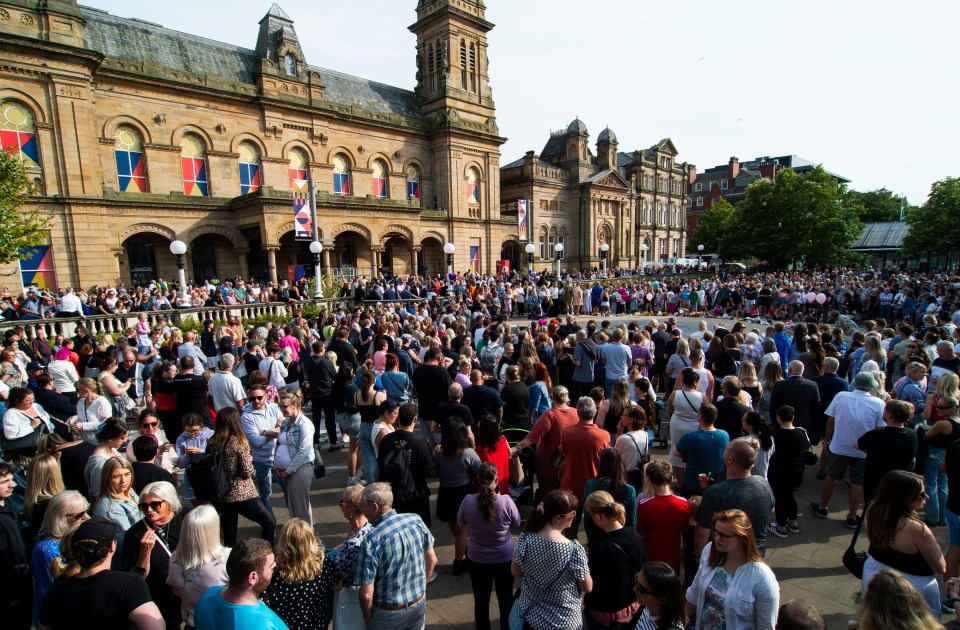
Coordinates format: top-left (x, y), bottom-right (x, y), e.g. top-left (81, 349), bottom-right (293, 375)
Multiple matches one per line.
top-left (19, 245), bottom-right (57, 290)
top-left (469, 246), bottom-right (480, 273)
top-left (496, 260), bottom-right (511, 275)
top-left (517, 199), bottom-right (528, 239)
top-left (287, 264), bottom-right (305, 284)
top-left (293, 179), bottom-right (312, 240)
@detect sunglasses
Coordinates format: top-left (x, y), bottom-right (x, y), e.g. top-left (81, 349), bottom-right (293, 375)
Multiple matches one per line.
top-left (141, 422), bottom-right (159, 428)
top-left (248, 395), bottom-right (264, 401)
top-left (68, 510), bottom-right (88, 520)
top-left (938, 405), bottom-right (956, 411)
top-left (138, 500), bottom-right (165, 512)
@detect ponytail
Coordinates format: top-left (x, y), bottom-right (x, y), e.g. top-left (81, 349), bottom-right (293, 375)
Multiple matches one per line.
top-left (477, 462), bottom-right (498, 522)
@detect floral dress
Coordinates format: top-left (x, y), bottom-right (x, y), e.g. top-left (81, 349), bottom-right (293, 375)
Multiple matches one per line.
top-left (333, 522), bottom-right (372, 588)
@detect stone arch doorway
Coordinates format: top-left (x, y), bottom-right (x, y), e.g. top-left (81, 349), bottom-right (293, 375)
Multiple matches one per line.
top-left (383, 233), bottom-right (412, 277)
top-left (419, 236), bottom-right (444, 276)
top-left (500, 239), bottom-right (521, 274)
top-left (189, 234), bottom-right (241, 282)
top-left (122, 233), bottom-right (171, 286)
top-left (334, 230), bottom-right (371, 279)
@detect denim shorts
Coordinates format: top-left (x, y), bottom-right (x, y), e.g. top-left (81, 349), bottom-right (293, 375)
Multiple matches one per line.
top-left (336, 411), bottom-right (361, 439)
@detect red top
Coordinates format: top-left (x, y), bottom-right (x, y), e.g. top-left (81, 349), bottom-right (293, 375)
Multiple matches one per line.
top-left (477, 435), bottom-right (511, 495)
top-left (559, 422), bottom-right (609, 500)
top-left (527, 406), bottom-right (579, 477)
top-left (636, 494), bottom-right (691, 570)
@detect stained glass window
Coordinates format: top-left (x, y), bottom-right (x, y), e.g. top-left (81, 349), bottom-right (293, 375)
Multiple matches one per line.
top-left (289, 148), bottom-right (307, 189)
top-left (114, 125), bottom-right (146, 193)
top-left (238, 141), bottom-right (261, 195)
top-left (0, 100), bottom-right (41, 172)
top-left (180, 133), bottom-right (208, 197)
top-left (333, 154), bottom-right (351, 196)
top-left (372, 160), bottom-right (387, 198)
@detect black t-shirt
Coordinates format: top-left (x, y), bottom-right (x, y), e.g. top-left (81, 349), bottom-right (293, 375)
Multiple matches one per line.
top-left (59, 441), bottom-right (98, 499)
top-left (376, 429), bottom-right (437, 499)
top-left (172, 374), bottom-right (209, 417)
top-left (461, 384), bottom-right (504, 422)
top-left (945, 440), bottom-right (960, 515)
top-left (584, 527), bottom-right (647, 613)
top-left (858, 427), bottom-right (919, 501)
top-left (411, 364), bottom-right (452, 422)
top-left (40, 570), bottom-right (153, 629)
top-left (433, 401), bottom-right (474, 431)
top-left (714, 398), bottom-right (749, 439)
top-left (131, 462), bottom-right (174, 495)
top-left (500, 381), bottom-right (531, 429)
top-left (767, 427), bottom-right (811, 477)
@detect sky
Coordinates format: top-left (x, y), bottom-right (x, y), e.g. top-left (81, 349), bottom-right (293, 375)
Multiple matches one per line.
top-left (84, 0), bottom-right (959, 205)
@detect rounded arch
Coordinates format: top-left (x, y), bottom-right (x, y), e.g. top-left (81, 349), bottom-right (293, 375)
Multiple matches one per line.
top-left (282, 140), bottom-right (315, 163)
top-left (378, 224), bottom-right (414, 244)
top-left (548, 225), bottom-right (558, 237)
top-left (185, 224), bottom-right (248, 251)
top-left (419, 230), bottom-right (446, 245)
top-left (463, 162), bottom-right (484, 181)
top-left (170, 124), bottom-right (213, 149)
top-left (403, 158), bottom-right (426, 177)
top-left (366, 153), bottom-right (395, 173)
top-left (333, 222), bottom-right (371, 242)
top-left (276, 221), bottom-right (323, 242)
top-left (230, 133), bottom-right (268, 157)
top-left (118, 222), bottom-right (176, 245)
top-left (538, 225), bottom-right (548, 237)
top-left (596, 222), bottom-right (612, 243)
top-left (0, 90), bottom-right (47, 124)
top-left (325, 146), bottom-right (357, 167)
top-left (102, 115), bottom-right (152, 145)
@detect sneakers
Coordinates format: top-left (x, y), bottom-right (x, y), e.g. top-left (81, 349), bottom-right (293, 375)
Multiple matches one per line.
top-left (769, 523), bottom-right (788, 538)
top-left (453, 559), bottom-right (467, 576)
top-left (346, 476), bottom-right (366, 487)
top-left (845, 515), bottom-right (862, 529)
top-left (787, 522), bottom-right (801, 534)
top-left (808, 502), bottom-right (829, 519)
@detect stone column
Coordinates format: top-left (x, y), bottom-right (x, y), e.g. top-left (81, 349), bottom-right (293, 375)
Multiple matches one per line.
top-left (369, 247), bottom-right (379, 278)
top-left (412, 246), bottom-right (422, 275)
top-left (265, 246), bottom-right (279, 285)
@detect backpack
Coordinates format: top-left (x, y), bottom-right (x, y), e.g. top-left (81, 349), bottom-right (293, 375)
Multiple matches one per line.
top-left (728, 360), bottom-right (742, 377)
top-left (379, 438), bottom-right (419, 503)
top-left (480, 343), bottom-right (500, 374)
top-left (186, 450), bottom-right (231, 502)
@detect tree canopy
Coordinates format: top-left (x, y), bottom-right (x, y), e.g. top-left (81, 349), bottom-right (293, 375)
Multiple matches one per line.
top-left (849, 187), bottom-right (912, 223)
top-left (902, 176), bottom-right (960, 258)
top-left (0, 149), bottom-right (48, 264)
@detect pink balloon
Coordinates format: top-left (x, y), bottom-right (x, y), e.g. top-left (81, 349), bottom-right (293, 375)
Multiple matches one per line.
top-left (816, 293), bottom-right (827, 304)
top-left (806, 292), bottom-right (817, 302)
top-left (646, 293), bottom-right (654, 301)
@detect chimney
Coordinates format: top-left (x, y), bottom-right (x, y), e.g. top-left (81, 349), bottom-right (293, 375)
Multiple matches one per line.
top-left (687, 164), bottom-right (697, 185)
top-left (728, 157), bottom-right (739, 184)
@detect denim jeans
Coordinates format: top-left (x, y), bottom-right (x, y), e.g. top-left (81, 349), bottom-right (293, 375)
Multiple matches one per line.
top-left (253, 460), bottom-right (274, 515)
top-left (359, 422), bottom-right (377, 482)
top-left (366, 597), bottom-right (426, 630)
top-left (924, 446), bottom-right (948, 524)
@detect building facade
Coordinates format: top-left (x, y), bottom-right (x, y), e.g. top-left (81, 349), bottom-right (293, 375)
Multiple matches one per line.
top-left (499, 119), bottom-right (693, 270)
top-left (0, 0), bottom-right (513, 289)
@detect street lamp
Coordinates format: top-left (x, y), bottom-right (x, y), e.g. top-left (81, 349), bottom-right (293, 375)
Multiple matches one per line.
top-left (169, 240), bottom-right (188, 307)
top-left (524, 242), bottom-right (535, 276)
top-left (600, 242), bottom-right (610, 276)
top-left (309, 240), bottom-right (324, 299)
top-left (554, 242), bottom-right (564, 278)
top-left (640, 243), bottom-right (649, 272)
top-left (443, 242), bottom-right (455, 287)
top-left (697, 243), bottom-right (704, 270)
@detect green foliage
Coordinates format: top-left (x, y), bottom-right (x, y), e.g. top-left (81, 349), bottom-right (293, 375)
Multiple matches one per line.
top-left (691, 198), bottom-right (738, 261)
top-left (902, 177), bottom-right (960, 258)
top-left (0, 150), bottom-right (49, 264)
top-left (849, 188), bottom-right (912, 223)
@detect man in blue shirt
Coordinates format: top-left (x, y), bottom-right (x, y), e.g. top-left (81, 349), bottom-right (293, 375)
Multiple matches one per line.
top-left (194, 538), bottom-right (287, 630)
top-left (672, 403), bottom-right (729, 497)
top-left (240, 385), bottom-right (282, 514)
top-left (357, 482), bottom-right (437, 629)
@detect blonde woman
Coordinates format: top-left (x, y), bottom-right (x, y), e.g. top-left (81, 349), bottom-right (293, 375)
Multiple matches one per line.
top-left (166, 505), bottom-right (230, 629)
top-left (23, 454), bottom-right (65, 542)
top-left (738, 362), bottom-right (762, 411)
top-left (264, 518), bottom-right (338, 630)
top-left (924, 372), bottom-right (959, 424)
top-left (852, 569), bottom-right (942, 630)
top-left (91, 457), bottom-right (140, 557)
top-left (31, 490), bottom-right (89, 622)
top-left (272, 390), bottom-right (317, 526)
top-left (72, 377), bottom-right (112, 444)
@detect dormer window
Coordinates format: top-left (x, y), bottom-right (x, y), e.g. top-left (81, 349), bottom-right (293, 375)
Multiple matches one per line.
top-left (284, 54), bottom-right (298, 76)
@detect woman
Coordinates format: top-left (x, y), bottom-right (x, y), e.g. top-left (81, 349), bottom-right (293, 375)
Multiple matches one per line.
top-left (632, 562), bottom-right (687, 630)
top-left (664, 340), bottom-right (691, 397)
top-left (31, 490), bottom-right (90, 623)
top-left (2, 387), bottom-right (54, 453)
top-left (47, 348), bottom-right (80, 402)
top-left (83, 418), bottom-right (128, 501)
top-left (741, 411), bottom-right (774, 477)
top-left (529, 362), bottom-right (553, 422)
top-left (666, 369), bottom-right (703, 480)
top-left (151, 362), bottom-right (180, 441)
top-left (355, 370), bottom-right (386, 486)
top-left (798, 337), bottom-right (826, 379)
top-left (72, 378), bottom-right (113, 444)
top-left (853, 335), bottom-right (887, 379)
top-left (91, 457), bottom-right (140, 557)
top-left (537, 333), bottom-right (559, 389)
top-left (583, 448), bottom-right (637, 541)
top-left (595, 377), bottom-right (635, 445)
top-left (457, 462), bottom-right (521, 630)
top-left (766, 405), bottom-right (809, 539)
top-left (615, 406), bottom-right (649, 494)
top-left (434, 415), bottom-right (481, 575)
top-left (475, 415), bottom-right (511, 495)
top-left (511, 385), bottom-right (579, 500)
top-left (97, 357), bottom-right (133, 419)
top-left (273, 390), bottom-right (316, 526)
top-left (583, 491), bottom-right (646, 629)
top-left (758, 338), bottom-right (780, 379)
top-left (923, 372), bottom-right (959, 426)
top-left (511, 489), bottom-right (592, 630)
top-left (166, 505), bottom-right (230, 630)
top-left (370, 399), bottom-right (399, 460)
top-left (500, 365), bottom-right (531, 430)
top-left (758, 362), bottom-right (784, 425)
top-left (121, 481), bottom-right (185, 628)
top-left (380, 354), bottom-right (411, 404)
top-left (125, 411), bottom-right (175, 474)
top-left (685, 509), bottom-right (779, 629)
top-left (329, 485), bottom-right (372, 629)
top-left (862, 471), bottom-right (945, 619)
top-left (208, 407), bottom-right (276, 546)
top-left (710, 335), bottom-right (742, 386)
top-left (738, 362), bottom-right (762, 411)
top-left (23, 454), bottom-right (64, 544)
top-left (851, 569), bottom-right (942, 630)
top-left (332, 363), bottom-right (362, 486)
top-left (264, 518), bottom-right (338, 630)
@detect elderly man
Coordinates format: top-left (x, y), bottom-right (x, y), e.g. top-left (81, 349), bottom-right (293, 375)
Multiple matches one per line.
top-left (177, 331), bottom-right (206, 375)
top-left (559, 396), bottom-right (609, 536)
top-left (357, 482), bottom-right (437, 629)
top-left (209, 354), bottom-right (246, 413)
top-left (432, 383), bottom-right (474, 443)
top-left (768, 360), bottom-right (820, 431)
top-left (931, 340), bottom-right (960, 391)
top-left (809, 372), bottom-right (886, 527)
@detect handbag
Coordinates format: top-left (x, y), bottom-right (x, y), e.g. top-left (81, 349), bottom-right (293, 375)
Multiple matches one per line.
top-left (842, 503), bottom-right (868, 579)
top-left (548, 447), bottom-right (565, 475)
top-left (628, 432), bottom-right (650, 466)
top-left (1, 419), bottom-right (48, 457)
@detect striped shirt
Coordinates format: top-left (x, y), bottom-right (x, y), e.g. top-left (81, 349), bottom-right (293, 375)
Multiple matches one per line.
top-left (356, 510), bottom-right (434, 606)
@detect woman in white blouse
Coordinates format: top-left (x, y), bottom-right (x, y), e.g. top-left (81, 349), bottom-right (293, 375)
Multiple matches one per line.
top-left (2, 387), bottom-right (54, 441)
top-left (47, 348), bottom-right (80, 401)
top-left (72, 377), bottom-right (113, 444)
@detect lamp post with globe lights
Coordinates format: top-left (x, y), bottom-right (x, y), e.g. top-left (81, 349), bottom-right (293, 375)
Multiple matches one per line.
top-left (443, 242), bottom-right (455, 288)
top-left (309, 240), bottom-right (324, 298)
top-left (169, 240), bottom-right (189, 307)
top-left (640, 243), bottom-right (649, 273)
top-left (697, 243), bottom-right (704, 270)
top-left (600, 242), bottom-right (610, 276)
top-left (554, 242), bottom-right (563, 278)
top-left (524, 242), bottom-right (535, 277)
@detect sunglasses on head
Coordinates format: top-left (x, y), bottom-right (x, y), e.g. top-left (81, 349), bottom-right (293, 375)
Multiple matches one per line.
top-left (138, 500), bottom-right (165, 512)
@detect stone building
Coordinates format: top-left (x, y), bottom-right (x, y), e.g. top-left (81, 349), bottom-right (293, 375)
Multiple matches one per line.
top-left (499, 119), bottom-right (693, 270)
top-left (0, 0), bottom-right (512, 289)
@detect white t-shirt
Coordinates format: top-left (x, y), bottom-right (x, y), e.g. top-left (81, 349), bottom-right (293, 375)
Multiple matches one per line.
top-left (825, 390), bottom-right (886, 458)
top-left (209, 371), bottom-right (246, 412)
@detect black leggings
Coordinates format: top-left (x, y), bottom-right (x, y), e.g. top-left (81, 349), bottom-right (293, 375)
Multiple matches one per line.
top-left (467, 559), bottom-right (514, 630)
top-left (218, 497), bottom-right (276, 546)
top-left (312, 395), bottom-right (337, 445)
top-left (769, 472), bottom-right (802, 526)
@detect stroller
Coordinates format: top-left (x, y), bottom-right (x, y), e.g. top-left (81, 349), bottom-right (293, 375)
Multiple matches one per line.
top-left (651, 399), bottom-right (669, 449)
top-left (502, 426), bottom-right (536, 505)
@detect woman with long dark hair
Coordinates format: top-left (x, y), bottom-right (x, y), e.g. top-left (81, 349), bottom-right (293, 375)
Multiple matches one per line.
top-left (434, 416), bottom-right (481, 575)
top-left (595, 377), bottom-right (635, 445)
top-left (332, 362), bottom-right (362, 486)
top-left (740, 411), bottom-right (773, 478)
top-left (632, 562), bottom-right (687, 629)
top-left (475, 416), bottom-right (511, 495)
top-left (767, 405), bottom-right (810, 539)
top-left (582, 448), bottom-right (636, 541)
top-left (457, 462), bottom-right (520, 629)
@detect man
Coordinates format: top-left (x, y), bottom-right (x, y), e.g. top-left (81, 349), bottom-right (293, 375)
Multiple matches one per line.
top-left (478, 329), bottom-right (504, 375)
top-left (559, 396), bottom-right (609, 535)
top-left (855, 399), bottom-right (919, 502)
top-left (39, 516), bottom-right (164, 630)
top-left (809, 372), bottom-right (886, 527)
top-left (768, 361), bottom-right (820, 431)
top-left (772, 322), bottom-right (792, 372)
top-left (209, 354), bottom-right (246, 413)
top-left (327, 327), bottom-right (358, 369)
top-left (695, 440), bottom-right (775, 555)
top-left (137, 328), bottom-right (161, 375)
top-left (777, 599), bottom-right (826, 630)
top-left (173, 356), bottom-right (211, 429)
top-left (410, 348), bottom-right (452, 440)
top-left (930, 340), bottom-right (960, 392)
top-left (116, 350), bottom-right (151, 415)
top-left (176, 331), bottom-right (207, 375)
top-left (58, 287), bottom-right (84, 319)
top-left (714, 377), bottom-right (750, 439)
top-left (240, 385), bottom-right (282, 514)
top-left (601, 328), bottom-right (632, 397)
top-left (460, 370), bottom-right (503, 422)
top-left (34, 373), bottom-right (75, 423)
top-left (432, 383), bottom-right (475, 443)
top-left (193, 538), bottom-right (286, 629)
top-left (650, 322), bottom-right (671, 392)
top-left (0, 462), bottom-right (32, 629)
top-left (304, 341), bottom-right (338, 448)
top-left (673, 403), bottom-right (730, 497)
top-left (570, 330), bottom-right (598, 402)
top-left (809, 357), bottom-right (848, 447)
top-left (377, 403), bottom-right (437, 526)
top-left (357, 483), bottom-right (438, 629)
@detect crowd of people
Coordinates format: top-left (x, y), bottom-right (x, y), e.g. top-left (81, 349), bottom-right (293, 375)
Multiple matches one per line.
top-left (0, 264), bottom-right (958, 629)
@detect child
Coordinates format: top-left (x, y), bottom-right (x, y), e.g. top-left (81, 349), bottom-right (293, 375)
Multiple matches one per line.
top-left (136, 312), bottom-right (151, 347)
top-left (175, 413), bottom-right (214, 504)
top-left (636, 460), bottom-right (690, 575)
top-left (131, 435), bottom-right (174, 495)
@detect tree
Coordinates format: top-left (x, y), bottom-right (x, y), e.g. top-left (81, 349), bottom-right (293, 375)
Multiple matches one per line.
top-left (691, 198), bottom-right (737, 261)
top-left (849, 188), bottom-right (910, 223)
top-left (902, 177), bottom-right (960, 258)
top-left (0, 149), bottom-right (48, 264)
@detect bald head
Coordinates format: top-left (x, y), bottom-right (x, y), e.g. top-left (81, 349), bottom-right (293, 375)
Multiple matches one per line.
top-left (788, 360), bottom-right (804, 376)
top-left (448, 383), bottom-right (463, 400)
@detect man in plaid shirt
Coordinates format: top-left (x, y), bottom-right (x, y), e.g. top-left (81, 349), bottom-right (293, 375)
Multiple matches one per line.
top-left (738, 331), bottom-right (764, 368)
top-left (357, 482), bottom-right (437, 628)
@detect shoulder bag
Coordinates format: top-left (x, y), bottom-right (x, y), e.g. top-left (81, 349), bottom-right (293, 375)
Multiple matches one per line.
top-left (842, 503), bottom-right (868, 579)
top-left (0, 413), bottom-right (49, 457)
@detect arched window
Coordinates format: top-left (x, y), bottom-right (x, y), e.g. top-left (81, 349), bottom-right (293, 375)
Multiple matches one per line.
top-left (372, 159), bottom-right (388, 198)
top-left (113, 125), bottom-right (146, 193)
top-left (406, 165), bottom-right (421, 202)
top-left (284, 53), bottom-right (298, 76)
top-left (288, 148), bottom-right (307, 189)
top-left (0, 100), bottom-right (42, 174)
top-left (180, 133), bottom-right (208, 197)
top-left (466, 167), bottom-right (479, 204)
top-left (238, 141), bottom-right (261, 195)
top-left (333, 154), bottom-right (351, 196)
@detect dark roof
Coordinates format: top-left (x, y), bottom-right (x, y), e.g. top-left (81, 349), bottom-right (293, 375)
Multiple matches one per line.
top-left (79, 6), bottom-right (423, 120)
top-left (851, 222), bottom-right (909, 251)
top-left (540, 132), bottom-right (566, 161)
top-left (567, 117), bottom-right (588, 134)
top-left (501, 157), bottom-right (524, 169)
top-left (597, 127), bottom-right (616, 143)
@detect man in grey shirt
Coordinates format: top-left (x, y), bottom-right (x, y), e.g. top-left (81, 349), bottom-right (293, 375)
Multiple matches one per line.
top-left (240, 384), bottom-right (283, 514)
top-left (601, 328), bottom-right (632, 397)
top-left (571, 330), bottom-right (598, 402)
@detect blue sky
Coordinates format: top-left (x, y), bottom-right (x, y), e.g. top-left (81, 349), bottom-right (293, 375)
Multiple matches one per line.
top-left (85, 0), bottom-right (959, 205)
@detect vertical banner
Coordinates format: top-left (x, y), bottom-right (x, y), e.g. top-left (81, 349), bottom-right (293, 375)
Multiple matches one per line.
top-left (19, 245), bottom-right (57, 289)
top-left (496, 260), bottom-right (511, 275)
top-left (517, 199), bottom-right (528, 239)
top-left (469, 246), bottom-right (480, 273)
top-left (287, 265), bottom-right (305, 284)
top-left (293, 179), bottom-right (312, 240)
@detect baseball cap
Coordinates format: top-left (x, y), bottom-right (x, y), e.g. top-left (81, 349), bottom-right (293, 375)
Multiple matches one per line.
top-left (72, 516), bottom-right (119, 556)
top-left (26, 361), bottom-right (43, 372)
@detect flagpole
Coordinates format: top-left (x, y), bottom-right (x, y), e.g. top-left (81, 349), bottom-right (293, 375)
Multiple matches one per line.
top-left (309, 179), bottom-right (323, 298)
